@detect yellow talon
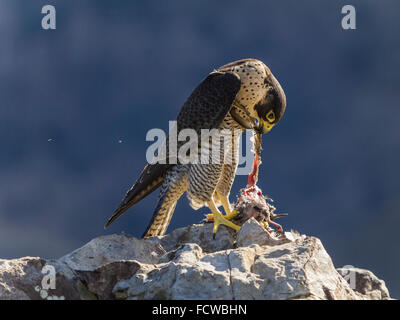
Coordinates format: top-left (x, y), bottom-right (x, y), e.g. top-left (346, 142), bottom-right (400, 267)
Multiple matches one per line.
top-left (225, 209), bottom-right (239, 220)
top-left (212, 192), bottom-right (240, 220)
top-left (207, 200), bottom-right (240, 239)
top-left (212, 211), bottom-right (240, 239)
top-left (206, 209), bottom-right (239, 222)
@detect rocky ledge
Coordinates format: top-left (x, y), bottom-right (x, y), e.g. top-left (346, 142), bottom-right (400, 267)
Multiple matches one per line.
top-left (0, 218), bottom-right (391, 300)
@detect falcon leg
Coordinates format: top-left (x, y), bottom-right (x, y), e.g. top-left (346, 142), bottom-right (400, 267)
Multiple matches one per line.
top-left (205, 193), bottom-right (239, 223)
top-left (207, 199), bottom-right (240, 239)
top-left (217, 193), bottom-right (239, 220)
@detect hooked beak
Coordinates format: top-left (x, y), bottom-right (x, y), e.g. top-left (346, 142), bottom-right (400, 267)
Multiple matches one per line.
top-left (231, 107), bottom-right (275, 134)
top-left (257, 120), bottom-right (275, 134)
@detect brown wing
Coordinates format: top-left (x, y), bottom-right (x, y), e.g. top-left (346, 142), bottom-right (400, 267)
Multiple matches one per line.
top-left (175, 71), bottom-right (241, 134)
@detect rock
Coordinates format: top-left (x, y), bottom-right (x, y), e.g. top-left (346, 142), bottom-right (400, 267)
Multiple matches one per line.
top-left (59, 233), bottom-right (165, 270)
top-left (0, 257), bottom-right (46, 300)
top-left (0, 234), bottom-right (165, 300)
top-left (336, 267), bottom-right (391, 300)
top-left (0, 219), bottom-right (392, 300)
top-left (236, 218), bottom-right (293, 247)
top-left (146, 223), bottom-right (236, 253)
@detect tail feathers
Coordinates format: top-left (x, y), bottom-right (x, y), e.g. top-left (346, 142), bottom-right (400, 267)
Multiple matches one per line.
top-left (142, 166), bottom-right (189, 238)
top-left (142, 200), bottom-right (178, 238)
top-left (104, 163), bottom-right (170, 229)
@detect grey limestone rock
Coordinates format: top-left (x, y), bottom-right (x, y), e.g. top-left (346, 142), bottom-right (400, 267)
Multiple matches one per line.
top-left (0, 219), bottom-right (392, 300)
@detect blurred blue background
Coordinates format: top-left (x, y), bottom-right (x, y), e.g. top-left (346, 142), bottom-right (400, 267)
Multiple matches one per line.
top-left (0, 0), bottom-right (399, 298)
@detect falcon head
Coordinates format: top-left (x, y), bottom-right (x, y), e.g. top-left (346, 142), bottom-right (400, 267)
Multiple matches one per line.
top-left (253, 72), bottom-right (286, 134)
top-left (228, 60), bottom-right (286, 135)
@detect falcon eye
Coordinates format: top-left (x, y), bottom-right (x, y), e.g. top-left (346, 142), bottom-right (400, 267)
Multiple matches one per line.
top-left (266, 110), bottom-right (275, 123)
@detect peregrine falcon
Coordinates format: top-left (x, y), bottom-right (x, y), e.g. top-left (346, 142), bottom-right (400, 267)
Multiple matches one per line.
top-left (105, 58), bottom-right (286, 238)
